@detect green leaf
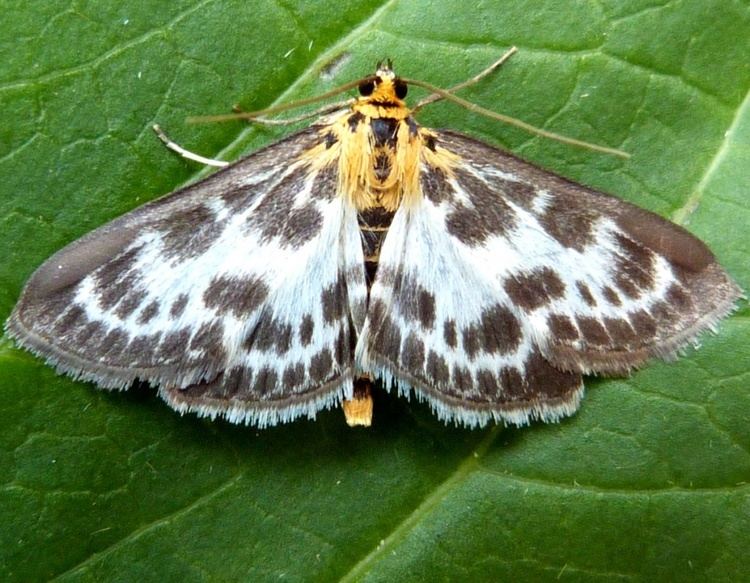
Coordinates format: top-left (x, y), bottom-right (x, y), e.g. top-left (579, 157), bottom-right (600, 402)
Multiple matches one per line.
top-left (1, 1), bottom-right (748, 581)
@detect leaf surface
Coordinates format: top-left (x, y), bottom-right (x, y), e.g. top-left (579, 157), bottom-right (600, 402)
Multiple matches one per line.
top-left (1, 1), bottom-right (748, 581)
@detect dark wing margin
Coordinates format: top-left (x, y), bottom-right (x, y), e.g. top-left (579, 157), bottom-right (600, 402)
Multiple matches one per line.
top-left (6, 127), bottom-right (368, 427)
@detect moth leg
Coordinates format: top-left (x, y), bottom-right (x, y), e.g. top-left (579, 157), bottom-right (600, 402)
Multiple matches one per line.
top-left (152, 124), bottom-right (229, 168)
top-left (413, 46), bottom-right (518, 111)
top-left (231, 99), bottom-right (352, 126)
top-left (343, 376), bottom-right (374, 427)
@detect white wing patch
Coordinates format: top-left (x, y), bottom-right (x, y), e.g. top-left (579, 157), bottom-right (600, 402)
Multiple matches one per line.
top-left (8, 129), bottom-right (367, 427)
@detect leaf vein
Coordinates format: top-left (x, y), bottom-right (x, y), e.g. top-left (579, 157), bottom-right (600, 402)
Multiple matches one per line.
top-left (338, 427), bottom-right (501, 582)
top-left (50, 473), bottom-right (243, 580)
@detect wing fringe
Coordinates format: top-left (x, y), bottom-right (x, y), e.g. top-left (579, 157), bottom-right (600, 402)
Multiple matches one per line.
top-left (544, 264), bottom-right (743, 375)
top-left (367, 360), bottom-right (584, 428)
top-left (5, 312), bottom-right (217, 390)
top-left (159, 375), bottom-right (354, 428)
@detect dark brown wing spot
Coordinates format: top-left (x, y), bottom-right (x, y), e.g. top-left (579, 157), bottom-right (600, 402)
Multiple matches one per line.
top-left (603, 317), bottom-right (638, 345)
top-left (191, 369), bottom-right (233, 400)
top-left (416, 289), bottom-right (437, 330)
top-left (282, 363), bottom-right (305, 387)
top-left (219, 175), bottom-right (278, 214)
top-left (504, 267), bottom-right (566, 311)
top-left (576, 316), bottom-right (610, 346)
top-left (334, 326), bottom-right (353, 366)
top-left (96, 246), bottom-right (143, 311)
top-left (127, 332), bottom-right (162, 363)
top-left (310, 348), bottom-right (334, 383)
top-left (244, 164), bottom-right (312, 243)
top-left (602, 286), bottom-right (622, 307)
top-left (190, 321), bottom-right (226, 361)
top-left (576, 281), bottom-right (596, 307)
top-left (347, 111), bottom-right (365, 132)
top-left (446, 168), bottom-right (517, 246)
top-left (53, 305), bottom-right (86, 335)
top-left (401, 332), bottom-right (426, 371)
top-left (170, 294), bottom-right (189, 318)
top-left (451, 365), bottom-right (474, 394)
top-left (615, 274), bottom-right (641, 299)
top-left (253, 367), bottom-right (278, 396)
top-left (281, 203), bottom-right (323, 248)
top-left (426, 350), bottom-right (450, 385)
top-left (547, 314), bottom-right (579, 341)
top-left (324, 132), bottom-right (337, 149)
top-left (539, 194), bottom-right (598, 252)
top-left (395, 275), bottom-right (436, 331)
top-left (137, 300), bottom-right (160, 325)
top-left (160, 328), bottom-right (191, 360)
top-left (75, 321), bottom-right (104, 349)
top-left (462, 305), bottom-right (521, 359)
top-left (370, 300), bottom-right (403, 359)
top-left (650, 300), bottom-right (679, 326)
top-left (299, 314), bottom-right (315, 346)
top-left (422, 133), bottom-right (437, 151)
top-left (443, 319), bottom-right (457, 348)
top-left (476, 370), bottom-right (500, 399)
top-left (101, 328), bottom-right (128, 359)
top-left (462, 327), bottom-right (480, 360)
top-left (95, 246), bottom-right (141, 283)
top-left (665, 284), bottom-right (692, 310)
top-left (204, 275), bottom-right (269, 317)
top-left (244, 317), bottom-right (292, 354)
top-left (311, 164), bottom-right (338, 201)
top-left (500, 367), bottom-right (526, 398)
top-left (421, 167), bottom-right (452, 204)
top-left (160, 203), bottom-right (226, 260)
top-left (227, 367), bottom-right (254, 399)
top-left (114, 288), bottom-right (147, 319)
top-left (275, 322), bottom-right (293, 354)
top-left (480, 305), bottom-right (522, 355)
top-left (628, 309), bottom-right (658, 337)
top-left (612, 233), bottom-right (656, 298)
top-left (33, 287), bottom-right (76, 328)
top-left (523, 350), bottom-right (581, 399)
top-left (321, 274), bottom-right (346, 324)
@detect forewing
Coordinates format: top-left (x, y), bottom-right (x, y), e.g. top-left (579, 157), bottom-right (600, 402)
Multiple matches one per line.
top-left (358, 130), bottom-right (740, 427)
top-left (7, 128), bottom-right (367, 427)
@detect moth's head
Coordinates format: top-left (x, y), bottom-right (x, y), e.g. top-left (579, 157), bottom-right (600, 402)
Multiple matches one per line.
top-left (357, 59), bottom-right (408, 104)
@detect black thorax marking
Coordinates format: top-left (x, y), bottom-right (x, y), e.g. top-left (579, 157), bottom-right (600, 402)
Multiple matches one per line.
top-left (370, 117), bottom-right (400, 147)
top-left (358, 207), bottom-right (396, 290)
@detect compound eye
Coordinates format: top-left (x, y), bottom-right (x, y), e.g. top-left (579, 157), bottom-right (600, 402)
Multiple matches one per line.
top-left (394, 79), bottom-right (408, 99)
top-left (358, 79), bottom-right (376, 96)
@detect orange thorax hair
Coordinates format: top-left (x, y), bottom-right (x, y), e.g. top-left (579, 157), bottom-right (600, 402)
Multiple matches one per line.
top-left (303, 67), bottom-right (457, 212)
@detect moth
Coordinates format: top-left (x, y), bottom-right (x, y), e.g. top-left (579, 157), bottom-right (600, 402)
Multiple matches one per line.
top-left (6, 51), bottom-right (741, 429)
